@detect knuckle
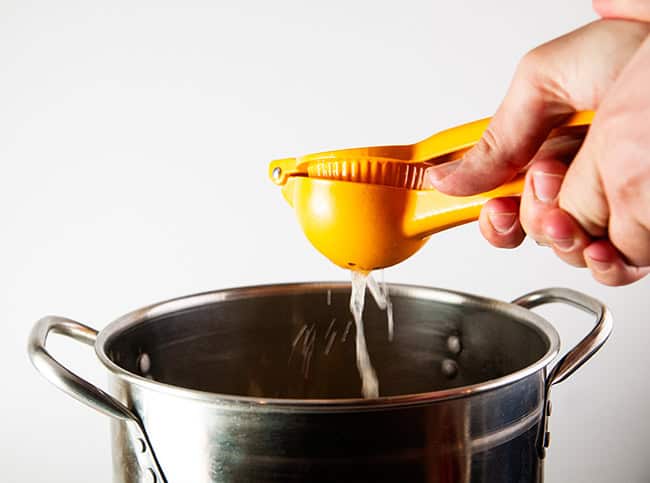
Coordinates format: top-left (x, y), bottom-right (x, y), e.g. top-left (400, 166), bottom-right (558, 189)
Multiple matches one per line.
top-left (608, 219), bottom-right (650, 266)
top-left (473, 127), bottom-right (522, 174)
top-left (518, 48), bottom-right (545, 78)
top-left (607, 162), bottom-right (650, 206)
top-left (517, 47), bottom-right (572, 104)
top-left (538, 74), bottom-right (572, 105)
top-left (558, 191), bottom-right (608, 237)
top-left (594, 108), bottom-right (650, 229)
top-left (473, 127), bottom-right (500, 161)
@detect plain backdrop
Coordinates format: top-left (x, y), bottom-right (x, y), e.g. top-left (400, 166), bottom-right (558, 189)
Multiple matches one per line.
top-left (1, 1), bottom-right (649, 482)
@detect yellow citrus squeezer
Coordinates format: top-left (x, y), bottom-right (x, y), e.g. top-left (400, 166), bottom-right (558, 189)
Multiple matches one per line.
top-left (269, 111), bottom-right (594, 271)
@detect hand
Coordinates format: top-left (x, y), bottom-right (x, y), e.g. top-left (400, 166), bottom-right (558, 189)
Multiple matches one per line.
top-left (425, 18), bottom-right (650, 286)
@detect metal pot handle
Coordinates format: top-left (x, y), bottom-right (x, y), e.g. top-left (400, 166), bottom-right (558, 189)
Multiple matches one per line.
top-left (28, 316), bottom-right (167, 483)
top-left (511, 287), bottom-right (613, 386)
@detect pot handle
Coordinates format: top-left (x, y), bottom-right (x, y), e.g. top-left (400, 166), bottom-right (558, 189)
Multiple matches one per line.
top-left (511, 287), bottom-right (613, 386)
top-left (28, 316), bottom-right (167, 483)
top-left (28, 316), bottom-right (136, 420)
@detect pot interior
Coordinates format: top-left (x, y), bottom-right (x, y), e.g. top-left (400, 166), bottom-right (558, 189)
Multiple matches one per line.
top-left (104, 284), bottom-right (551, 399)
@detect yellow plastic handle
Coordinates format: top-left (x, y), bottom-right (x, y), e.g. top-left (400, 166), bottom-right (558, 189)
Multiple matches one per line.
top-left (413, 110), bottom-right (594, 163)
top-left (405, 110), bottom-right (595, 238)
top-left (405, 175), bottom-right (526, 238)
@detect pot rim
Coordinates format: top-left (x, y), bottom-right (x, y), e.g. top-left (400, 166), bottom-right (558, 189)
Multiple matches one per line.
top-left (95, 282), bottom-right (560, 410)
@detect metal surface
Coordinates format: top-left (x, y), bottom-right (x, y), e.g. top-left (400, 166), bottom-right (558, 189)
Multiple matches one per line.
top-left (511, 287), bottom-right (613, 460)
top-left (511, 287), bottom-right (613, 387)
top-left (27, 316), bottom-right (167, 483)
top-left (28, 284), bottom-right (612, 483)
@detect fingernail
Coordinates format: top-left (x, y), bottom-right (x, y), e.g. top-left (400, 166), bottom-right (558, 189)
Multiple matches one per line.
top-left (550, 236), bottom-right (575, 252)
top-left (424, 159), bottom-right (462, 188)
top-left (532, 172), bottom-right (563, 203)
top-left (488, 212), bottom-right (517, 234)
top-left (586, 255), bottom-right (612, 272)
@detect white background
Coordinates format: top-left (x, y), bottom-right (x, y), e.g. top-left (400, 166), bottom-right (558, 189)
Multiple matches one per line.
top-left (1, 1), bottom-right (649, 482)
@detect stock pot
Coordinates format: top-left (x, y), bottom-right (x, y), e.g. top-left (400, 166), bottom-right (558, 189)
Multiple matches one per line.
top-left (28, 283), bottom-right (611, 482)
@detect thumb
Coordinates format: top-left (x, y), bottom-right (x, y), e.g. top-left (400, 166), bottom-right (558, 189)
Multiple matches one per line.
top-left (425, 54), bottom-right (578, 196)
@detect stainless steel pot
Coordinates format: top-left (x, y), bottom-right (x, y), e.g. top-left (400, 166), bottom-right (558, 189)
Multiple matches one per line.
top-left (28, 283), bottom-right (612, 483)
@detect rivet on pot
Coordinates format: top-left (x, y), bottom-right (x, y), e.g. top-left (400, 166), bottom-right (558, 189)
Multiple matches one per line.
top-left (441, 359), bottom-right (458, 379)
top-left (137, 438), bottom-right (146, 453)
top-left (138, 353), bottom-right (151, 375)
top-left (446, 335), bottom-right (462, 355)
top-left (145, 468), bottom-right (157, 483)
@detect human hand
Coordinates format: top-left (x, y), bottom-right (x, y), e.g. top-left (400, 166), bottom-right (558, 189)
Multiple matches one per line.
top-left (425, 18), bottom-right (650, 286)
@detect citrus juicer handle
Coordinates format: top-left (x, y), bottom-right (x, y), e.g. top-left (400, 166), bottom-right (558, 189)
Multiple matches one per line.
top-left (411, 110), bottom-right (595, 163)
top-left (404, 111), bottom-right (594, 239)
top-left (405, 175), bottom-right (526, 238)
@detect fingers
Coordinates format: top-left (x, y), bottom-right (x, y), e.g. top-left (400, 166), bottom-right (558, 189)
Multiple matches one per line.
top-left (590, 34), bottom-right (650, 266)
top-left (425, 20), bottom-right (650, 198)
top-left (475, 154), bottom-right (649, 287)
top-left (558, 124), bottom-right (611, 239)
top-left (584, 239), bottom-right (650, 286)
top-left (478, 191), bottom-right (650, 286)
top-left (479, 197), bottom-right (526, 248)
top-left (541, 208), bottom-right (592, 267)
top-left (561, 34), bottom-right (650, 266)
top-left (476, 134), bottom-right (583, 249)
top-left (521, 159), bottom-right (592, 267)
top-left (425, 52), bottom-right (578, 196)
top-left (519, 159), bottom-right (568, 244)
top-left (608, 209), bottom-right (650, 267)
top-left (528, 133), bottom-right (585, 166)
